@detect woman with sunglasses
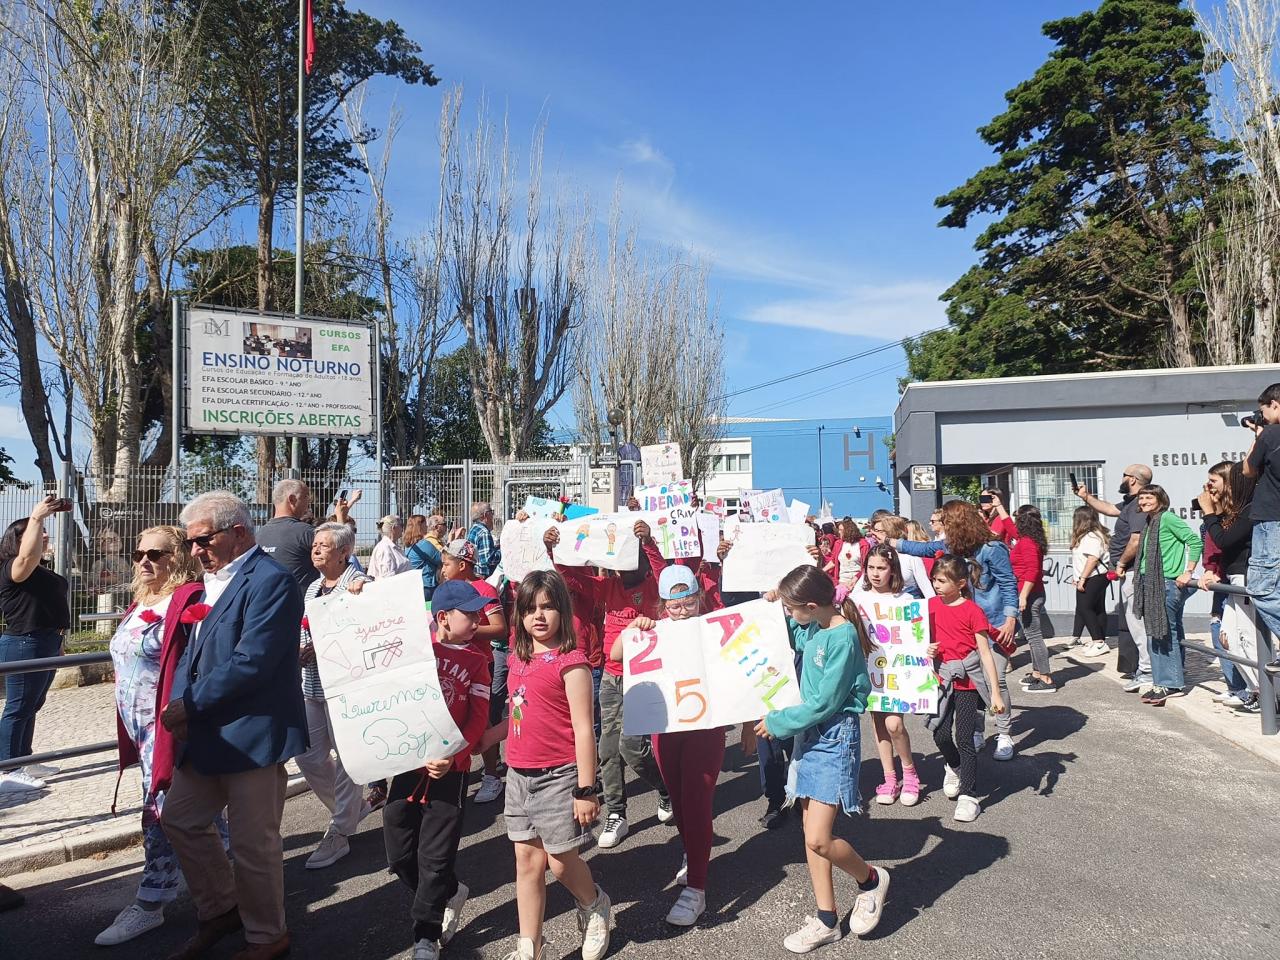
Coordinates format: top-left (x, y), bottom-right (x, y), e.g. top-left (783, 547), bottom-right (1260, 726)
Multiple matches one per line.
top-left (96, 526), bottom-right (226, 947)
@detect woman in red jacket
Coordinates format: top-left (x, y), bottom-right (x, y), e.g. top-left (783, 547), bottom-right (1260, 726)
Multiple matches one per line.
top-left (1011, 505), bottom-right (1054, 693)
top-left (98, 526), bottom-right (226, 947)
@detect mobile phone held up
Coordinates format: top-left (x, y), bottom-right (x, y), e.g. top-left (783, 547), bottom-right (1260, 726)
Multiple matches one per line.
top-left (49, 496), bottom-right (72, 513)
top-left (1069, 472), bottom-right (1079, 493)
top-left (979, 494), bottom-right (993, 505)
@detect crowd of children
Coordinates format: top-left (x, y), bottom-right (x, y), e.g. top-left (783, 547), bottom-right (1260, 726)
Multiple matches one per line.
top-left (369, 497), bottom-right (1059, 960)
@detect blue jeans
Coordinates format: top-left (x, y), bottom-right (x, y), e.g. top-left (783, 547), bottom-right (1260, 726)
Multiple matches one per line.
top-left (1149, 580), bottom-right (1193, 690)
top-left (1249, 521), bottom-right (1280, 641)
top-left (1, 630), bottom-right (64, 761)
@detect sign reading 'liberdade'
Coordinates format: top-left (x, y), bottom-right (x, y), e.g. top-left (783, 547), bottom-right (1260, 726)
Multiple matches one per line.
top-left (185, 305), bottom-right (375, 437)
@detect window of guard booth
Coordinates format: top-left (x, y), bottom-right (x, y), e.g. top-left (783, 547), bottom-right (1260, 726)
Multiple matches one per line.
top-left (1013, 463), bottom-right (1102, 548)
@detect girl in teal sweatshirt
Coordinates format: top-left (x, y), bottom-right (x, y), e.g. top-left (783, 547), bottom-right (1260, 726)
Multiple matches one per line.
top-left (755, 565), bottom-right (888, 954)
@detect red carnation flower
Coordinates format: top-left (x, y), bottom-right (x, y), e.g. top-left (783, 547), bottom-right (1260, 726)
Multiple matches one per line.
top-left (1105, 571), bottom-right (1119, 581)
top-left (138, 609), bottom-right (162, 625)
top-left (934, 550), bottom-right (945, 559)
top-left (180, 603), bottom-right (213, 625)
top-left (301, 615), bottom-right (310, 631)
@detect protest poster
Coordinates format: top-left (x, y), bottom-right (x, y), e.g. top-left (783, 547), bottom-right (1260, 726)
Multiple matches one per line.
top-left (787, 499), bottom-right (811, 523)
top-left (721, 522), bottom-right (817, 593)
top-left (641, 442), bottom-right (683, 485)
top-left (522, 495), bottom-right (563, 519)
top-left (552, 513), bottom-right (640, 571)
top-left (563, 503), bottom-right (600, 521)
top-left (499, 517), bottom-right (556, 584)
top-left (634, 480), bottom-right (693, 512)
top-left (741, 487), bottom-right (788, 524)
top-left (622, 598), bottom-right (801, 735)
top-left (853, 594), bottom-right (939, 714)
top-left (702, 497), bottom-right (728, 519)
top-left (308, 572), bottom-right (465, 783)
top-left (697, 512), bottom-right (721, 562)
top-left (646, 504), bottom-right (702, 560)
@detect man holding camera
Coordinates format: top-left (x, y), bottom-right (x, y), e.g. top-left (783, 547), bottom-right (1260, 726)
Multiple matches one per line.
top-left (980, 489), bottom-right (1016, 543)
top-left (1242, 385), bottom-right (1280, 674)
top-left (1076, 464), bottom-right (1154, 689)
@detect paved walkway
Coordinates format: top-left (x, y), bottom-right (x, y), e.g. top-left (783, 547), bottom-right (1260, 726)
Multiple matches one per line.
top-left (4, 645), bottom-right (1279, 960)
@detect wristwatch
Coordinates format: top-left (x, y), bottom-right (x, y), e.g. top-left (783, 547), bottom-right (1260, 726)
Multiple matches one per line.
top-left (571, 785), bottom-right (597, 800)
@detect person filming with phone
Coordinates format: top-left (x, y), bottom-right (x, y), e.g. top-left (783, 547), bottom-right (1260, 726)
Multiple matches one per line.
top-left (0, 494), bottom-right (73, 794)
top-left (979, 489), bottom-right (1016, 544)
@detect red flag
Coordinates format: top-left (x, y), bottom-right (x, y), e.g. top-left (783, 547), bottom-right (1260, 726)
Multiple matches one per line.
top-left (304, 0), bottom-right (316, 76)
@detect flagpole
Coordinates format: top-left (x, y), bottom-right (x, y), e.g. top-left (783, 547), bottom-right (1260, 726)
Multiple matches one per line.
top-left (290, 0), bottom-right (307, 474)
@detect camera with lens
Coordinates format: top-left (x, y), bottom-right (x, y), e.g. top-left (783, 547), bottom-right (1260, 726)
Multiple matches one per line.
top-left (1242, 410), bottom-right (1265, 429)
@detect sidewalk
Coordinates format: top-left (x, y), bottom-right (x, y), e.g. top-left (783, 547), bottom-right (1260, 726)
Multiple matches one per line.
top-left (0, 682), bottom-right (307, 878)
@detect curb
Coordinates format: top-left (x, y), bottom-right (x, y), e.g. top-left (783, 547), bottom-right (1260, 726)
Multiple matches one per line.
top-left (0, 776), bottom-right (311, 880)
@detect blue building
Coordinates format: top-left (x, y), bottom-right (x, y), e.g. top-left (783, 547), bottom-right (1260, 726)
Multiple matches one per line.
top-left (702, 416), bottom-right (895, 519)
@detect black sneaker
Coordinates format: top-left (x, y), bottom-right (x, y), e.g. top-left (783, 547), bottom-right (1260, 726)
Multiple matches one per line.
top-left (1236, 693), bottom-right (1261, 714)
top-left (1024, 679), bottom-right (1057, 694)
top-left (759, 806), bottom-right (786, 830)
top-left (1143, 686), bottom-right (1170, 705)
top-left (656, 795), bottom-right (675, 825)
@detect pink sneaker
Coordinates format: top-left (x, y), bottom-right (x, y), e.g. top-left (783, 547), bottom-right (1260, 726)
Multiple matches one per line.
top-left (899, 767), bottom-right (920, 806)
top-left (874, 774), bottom-right (899, 805)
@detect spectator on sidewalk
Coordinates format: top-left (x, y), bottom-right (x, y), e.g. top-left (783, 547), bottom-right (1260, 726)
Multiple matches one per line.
top-left (1012, 505), bottom-right (1054, 693)
top-left (406, 514), bottom-right (446, 603)
top-left (1242, 383), bottom-right (1280, 674)
top-left (97, 525), bottom-right (228, 947)
top-left (1075, 464), bottom-right (1154, 689)
top-left (1199, 462), bottom-right (1260, 711)
top-left (980, 489), bottom-right (1016, 543)
top-left (255, 479), bottom-right (317, 594)
top-left (466, 502), bottom-right (500, 579)
top-left (0, 495), bottom-right (71, 795)
top-left (1132, 484), bottom-right (1202, 707)
top-left (369, 515), bottom-right (412, 580)
top-left (1069, 506), bottom-right (1111, 658)
top-left (160, 491), bottom-right (307, 960)
top-left (296, 522), bottom-right (372, 871)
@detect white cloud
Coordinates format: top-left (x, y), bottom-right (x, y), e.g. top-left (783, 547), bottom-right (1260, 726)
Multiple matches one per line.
top-left (742, 282), bottom-right (947, 339)
top-left (615, 137), bottom-right (673, 173)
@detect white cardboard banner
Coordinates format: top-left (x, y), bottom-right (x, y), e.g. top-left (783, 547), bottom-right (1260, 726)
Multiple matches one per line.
top-left (787, 499), bottom-right (811, 523)
top-left (640, 443), bottom-right (683, 485)
top-left (697, 512), bottom-right (721, 562)
top-left (852, 593), bottom-right (940, 714)
top-left (622, 598), bottom-right (801, 735)
top-left (308, 572), bottom-right (465, 784)
top-left (522, 495), bottom-right (563, 519)
top-left (499, 517), bottom-right (557, 584)
top-left (552, 514), bottom-right (640, 571)
top-left (721, 522), bottom-right (816, 593)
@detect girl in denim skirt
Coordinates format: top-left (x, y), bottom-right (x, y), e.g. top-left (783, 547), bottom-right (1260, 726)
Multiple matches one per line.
top-left (755, 565), bottom-right (890, 954)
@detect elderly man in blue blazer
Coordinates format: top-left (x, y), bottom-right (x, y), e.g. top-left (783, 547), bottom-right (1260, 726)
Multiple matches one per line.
top-left (160, 491), bottom-right (307, 960)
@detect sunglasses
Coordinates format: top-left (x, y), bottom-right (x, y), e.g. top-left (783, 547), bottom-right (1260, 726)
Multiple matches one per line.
top-left (132, 549), bottom-right (173, 563)
top-left (183, 525), bottom-right (233, 550)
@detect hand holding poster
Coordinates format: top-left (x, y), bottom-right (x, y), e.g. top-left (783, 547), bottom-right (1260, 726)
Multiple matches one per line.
top-left (853, 593), bottom-right (939, 714)
top-left (640, 442), bottom-right (683, 485)
top-left (721, 522), bottom-right (817, 593)
top-left (622, 598), bottom-right (801, 735)
top-left (634, 480), bottom-right (693, 512)
top-left (308, 572), bottom-right (464, 783)
top-left (551, 514), bottom-right (640, 571)
top-left (500, 517), bottom-right (556, 584)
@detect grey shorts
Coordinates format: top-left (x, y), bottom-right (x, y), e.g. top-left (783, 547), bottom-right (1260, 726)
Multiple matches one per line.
top-left (504, 763), bottom-right (591, 854)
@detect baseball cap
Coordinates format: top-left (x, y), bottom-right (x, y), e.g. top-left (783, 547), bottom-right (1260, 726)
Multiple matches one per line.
top-left (431, 579), bottom-right (490, 613)
top-left (444, 539), bottom-right (476, 563)
top-left (658, 565), bottom-right (700, 601)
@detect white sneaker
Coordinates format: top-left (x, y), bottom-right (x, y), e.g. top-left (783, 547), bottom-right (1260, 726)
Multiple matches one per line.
top-left (440, 880), bottom-right (469, 944)
top-left (22, 763), bottom-right (59, 778)
top-left (576, 885), bottom-right (612, 960)
top-left (848, 866), bottom-right (890, 936)
top-left (598, 814), bottom-right (629, 849)
top-left (475, 774), bottom-right (504, 804)
top-left (0, 770), bottom-right (45, 793)
top-left (656, 795), bottom-right (675, 824)
top-left (94, 903), bottom-right (165, 945)
top-left (993, 734), bottom-right (1014, 761)
top-left (1123, 674), bottom-right (1152, 693)
top-left (501, 937), bottom-right (542, 960)
top-left (972, 732), bottom-right (984, 752)
top-left (1081, 641), bottom-right (1110, 657)
top-left (674, 855), bottom-right (688, 886)
top-left (783, 915), bottom-right (843, 953)
top-left (1221, 693), bottom-right (1247, 708)
top-left (305, 827), bottom-right (350, 869)
top-left (665, 886), bottom-right (705, 926)
top-left (953, 795), bottom-right (981, 822)
top-left (942, 765), bottom-right (961, 799)
top-left (413, 939), bottom-right (440, 960)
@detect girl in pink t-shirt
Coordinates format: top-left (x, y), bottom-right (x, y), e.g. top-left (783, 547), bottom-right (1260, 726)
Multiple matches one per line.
top-left (478, 569), bottom-right (611, 960)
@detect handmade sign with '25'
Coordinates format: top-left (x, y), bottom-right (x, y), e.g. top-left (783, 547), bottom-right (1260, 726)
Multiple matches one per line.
top-left (621, 598), bottom-right (801, 735)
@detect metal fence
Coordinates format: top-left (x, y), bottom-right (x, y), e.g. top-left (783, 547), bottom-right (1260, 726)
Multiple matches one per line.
top-left (0, 456), bottom-right (595, 635)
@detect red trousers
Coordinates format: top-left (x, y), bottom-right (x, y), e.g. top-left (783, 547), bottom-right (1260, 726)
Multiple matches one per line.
top-left (652, 726), bottom-right (725, 891)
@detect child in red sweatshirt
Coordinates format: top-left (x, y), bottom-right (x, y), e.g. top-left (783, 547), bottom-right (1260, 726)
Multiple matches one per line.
top-left (382, 579), bottom-right (492, 958)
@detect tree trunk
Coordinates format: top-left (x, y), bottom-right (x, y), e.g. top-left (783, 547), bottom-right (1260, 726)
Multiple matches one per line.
top-left (141, 237), bottom-right (173, 471)
top-left (254, 189), bottom-right (276, 504)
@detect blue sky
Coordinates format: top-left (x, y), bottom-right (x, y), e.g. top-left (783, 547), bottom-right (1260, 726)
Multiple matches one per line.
top-left (0, 2), bottom-right (1091, 473)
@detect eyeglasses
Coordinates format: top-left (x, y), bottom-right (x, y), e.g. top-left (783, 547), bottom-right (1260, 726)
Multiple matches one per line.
top-left (183, 526), bottom-right (233, 550)
top-left (665, 596), bottom-right (699, 613)
top-left (132, 549), bottom-right (173, 563)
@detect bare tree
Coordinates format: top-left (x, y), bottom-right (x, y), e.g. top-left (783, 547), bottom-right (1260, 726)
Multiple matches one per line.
top-left (441, 90), bottom-right (590, 469)
top-left (1194, 0), bottom-right (1280, 362)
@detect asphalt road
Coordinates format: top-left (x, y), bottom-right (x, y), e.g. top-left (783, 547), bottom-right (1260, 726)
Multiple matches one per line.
top-left (4, 657), bottom-right (1279, 960)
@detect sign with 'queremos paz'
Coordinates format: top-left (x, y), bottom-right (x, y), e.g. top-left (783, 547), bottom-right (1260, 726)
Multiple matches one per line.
top-left (185, 306), bottom-right (374, 438)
